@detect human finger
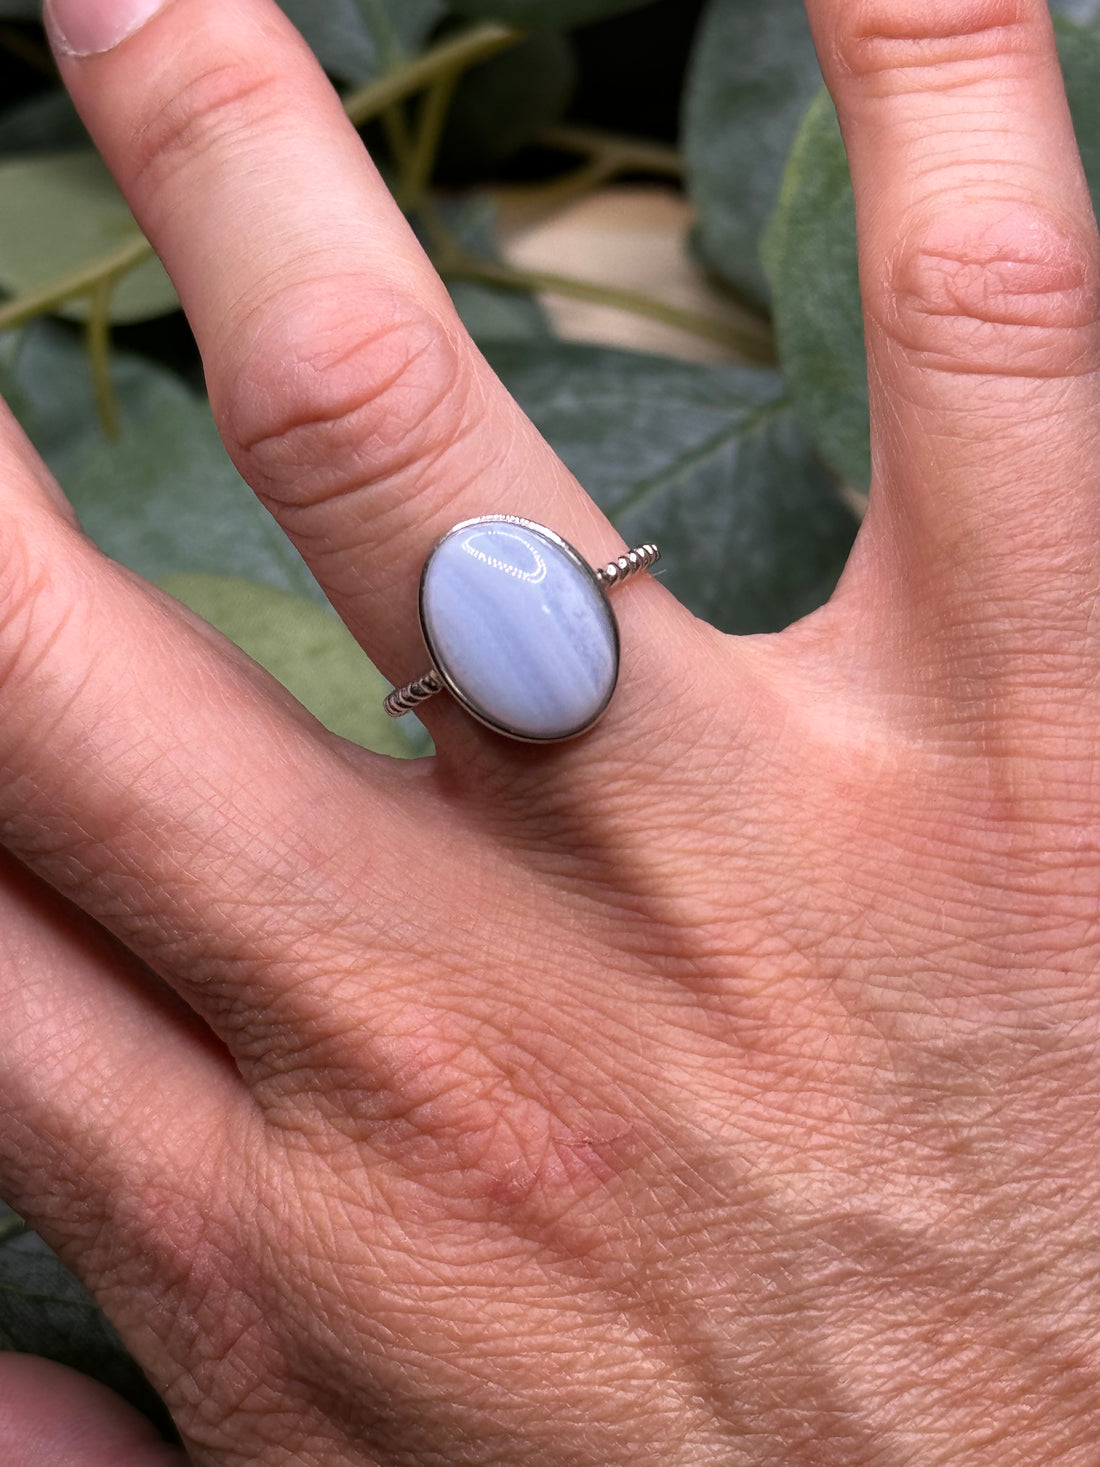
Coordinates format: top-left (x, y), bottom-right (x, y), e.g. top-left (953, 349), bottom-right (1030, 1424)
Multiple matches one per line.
top-left (0, 1355), bottom-right (189, 1466)
top-left (45, 0), bottom-right (690, 751)
top-left (806, 0), bottom-right (1100, 688)
top-left (0, 404), bottom-right (463, 1074)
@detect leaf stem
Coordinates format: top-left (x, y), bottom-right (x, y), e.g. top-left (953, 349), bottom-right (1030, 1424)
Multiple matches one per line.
top-left (86, 275), bottom-right (121, 439)
top-left (0, 232), bottom-right (153, 335)
top-left (539, 125), bottom-right (683, 180)
top-left (400, 69), bottom-right (462, 212)
top-left (439, 253), bottom-right (777, 364)
top-left (343, 23), bottom-right (523, 129)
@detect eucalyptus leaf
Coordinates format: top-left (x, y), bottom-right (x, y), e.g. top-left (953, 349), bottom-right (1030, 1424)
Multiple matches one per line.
top-left (761, 89), bottom-right (866, 490)
top-left (2, 322), bottom-right (320, 597)
top-left (486, 342), bottom-right (856, 634)
top-left (761, 16), bottom-right (1100, 493)
top-left (0, 1206), bottom-right (172, 1432)
top-left (449, 279), bottom-right (550, 341)
top-left (0, 152), bottom-right (178, 323)
top-left (276, 0), bottom-right (443, 81)
top-left (684, 0), bottom-right (821, 308)
top-left (1052, 0), bottom-right (1100, 25)
top-left (445, 0), bottom-right (657, 28)
top-left (160, 575), bottom-right (424, 757)
top-left (433, 195), bottom-right (550, 341)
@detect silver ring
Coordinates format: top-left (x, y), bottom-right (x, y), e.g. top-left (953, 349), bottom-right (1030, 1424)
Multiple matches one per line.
top-left (384, 515), bottom-right (660, 743)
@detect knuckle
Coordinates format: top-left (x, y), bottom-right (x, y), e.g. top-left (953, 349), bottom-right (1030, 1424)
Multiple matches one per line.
top-left (0, 512), bottom-right (74, 692)
top-left (834, 0), bottom-right (1034, 84)
top-left (871, 204), bottom-right (1100, 376)
top-left (218, 286), bottom-right (472, 515)
top-left (128, 58), bottom-right (288, 196)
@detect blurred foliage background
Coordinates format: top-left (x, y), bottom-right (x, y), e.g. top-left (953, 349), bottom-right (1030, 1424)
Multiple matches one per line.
top-left (1, 0), bottom-right (1100, 1431)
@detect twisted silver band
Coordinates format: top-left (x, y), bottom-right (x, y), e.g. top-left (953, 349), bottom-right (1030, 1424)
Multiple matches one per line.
top-left (384, 542), bottom-right (660, 719)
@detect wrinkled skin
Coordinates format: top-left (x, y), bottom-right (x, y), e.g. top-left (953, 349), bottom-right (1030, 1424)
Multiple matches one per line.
top-left (2, 0), bottom-right (1100, 1462)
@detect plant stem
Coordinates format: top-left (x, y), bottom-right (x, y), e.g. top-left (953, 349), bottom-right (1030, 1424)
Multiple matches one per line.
top-left (86, 275), bottom-right (121, 439)
top-left (343, 23), bottom-right (522, 129)
top-left (400, 70), bottom-right (462, 213)
top-left (0, 232), bottom-right (153, 334)
top-left (540, 124), bottom-right (683, 180)
top-left (440, 253), bottom-right (777, 364)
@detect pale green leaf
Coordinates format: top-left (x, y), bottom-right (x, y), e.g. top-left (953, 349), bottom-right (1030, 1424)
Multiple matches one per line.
top-left (0, 152), bottom-right (178, 323)
top-left (160, 575), bottom-right (423, 757)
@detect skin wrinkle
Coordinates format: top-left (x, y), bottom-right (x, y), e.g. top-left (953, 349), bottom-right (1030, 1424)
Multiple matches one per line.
top-left (8, 0), bottom-right (1100, 1460)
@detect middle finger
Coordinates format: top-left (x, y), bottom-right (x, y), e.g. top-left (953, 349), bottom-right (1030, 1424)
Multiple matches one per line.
top-left (48, 0), bottom-right (688, 746)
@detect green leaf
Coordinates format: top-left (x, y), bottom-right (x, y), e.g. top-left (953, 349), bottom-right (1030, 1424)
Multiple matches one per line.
top-left (449, 278), bottom-right (550, 341)
top-left (0, 1206), bottom-right (173, 1433)
top-left (485, 341), bottom-right (857, 634)
top-left (762, 16), bottom-right (1100, 494)
top-left (1053, 0), bottom-right (1100, 25)
top-left (160, 576), bottom-right (422, 756)
top-left (434, 196), bottom-right (550, 342)
top-left (1, 322), bottom-right (316, 594)
top-left (275, 0), bottom-right (444, 81)
top-left (0, 0), bottom-right (39, 15)
top-left (684, 0), bottom-right (822, 308)
top-left (761, 89), bottom-right (866, 491)
top-left (2, 324), bottom-right (429, 753)
top-left (444, 0), bottom-right (657, 28)
top-left (0, 153), bottom-right (178, 323)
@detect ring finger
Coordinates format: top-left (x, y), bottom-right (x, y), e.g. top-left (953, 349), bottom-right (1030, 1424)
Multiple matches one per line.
top-left (807, 0), bottom-right (1100, 711)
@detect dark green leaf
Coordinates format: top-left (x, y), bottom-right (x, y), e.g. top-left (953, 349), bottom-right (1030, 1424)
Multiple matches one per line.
top-left (0, 0), bottom-right (39, 15)
top-left (433, 196), bottom-right (550, 342)
top-left (0, 91), bottom-right (88, 156)
top-left (160, 575), bottom-right (425, 756)
top-left (449, 278), bottom-right (550, 341)
top-left (761, 17), bottom-right (1100, 493)
top-left (684, 0), bottom-right (821, 308)
top-left (1, 322), bottom-right (317, 595)
top-left (0, 1206), bottom-right (172, 1432)
top-left (0, 153), bottom-right (178, 323)
top-left (438, 30), bottom-right (576, 181)
top-left (275, 0), bottom-right (444, 82)
top-left (485, 341), bottom-right (856, 633)
top-left (1056, 16), bottom-right (1100, 226)
top-left (445, 0), bottom-right (657, 28)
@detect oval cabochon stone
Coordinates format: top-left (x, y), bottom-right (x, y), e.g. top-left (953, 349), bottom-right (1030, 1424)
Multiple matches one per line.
top-left (420, 518), bottom-right (620, 741)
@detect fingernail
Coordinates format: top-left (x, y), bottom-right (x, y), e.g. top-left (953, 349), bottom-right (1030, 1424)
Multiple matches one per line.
top-left (44, 0), bottom-right (170, 57)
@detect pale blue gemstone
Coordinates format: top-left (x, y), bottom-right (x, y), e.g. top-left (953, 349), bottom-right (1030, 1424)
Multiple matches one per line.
top-left (420, 519), bottom-right (619, 741)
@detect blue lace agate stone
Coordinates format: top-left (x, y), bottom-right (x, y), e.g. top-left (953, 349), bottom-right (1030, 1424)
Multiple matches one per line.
top-left (420, 518), bottom-right (620, 741)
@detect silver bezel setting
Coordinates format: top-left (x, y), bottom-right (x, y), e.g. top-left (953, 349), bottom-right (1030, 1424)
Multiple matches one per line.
top-left (417, 515), bottom-right (622, 744)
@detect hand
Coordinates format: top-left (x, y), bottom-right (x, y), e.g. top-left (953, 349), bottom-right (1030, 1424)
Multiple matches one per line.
top-left (2, 0), bottom-right (1099, 1462)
